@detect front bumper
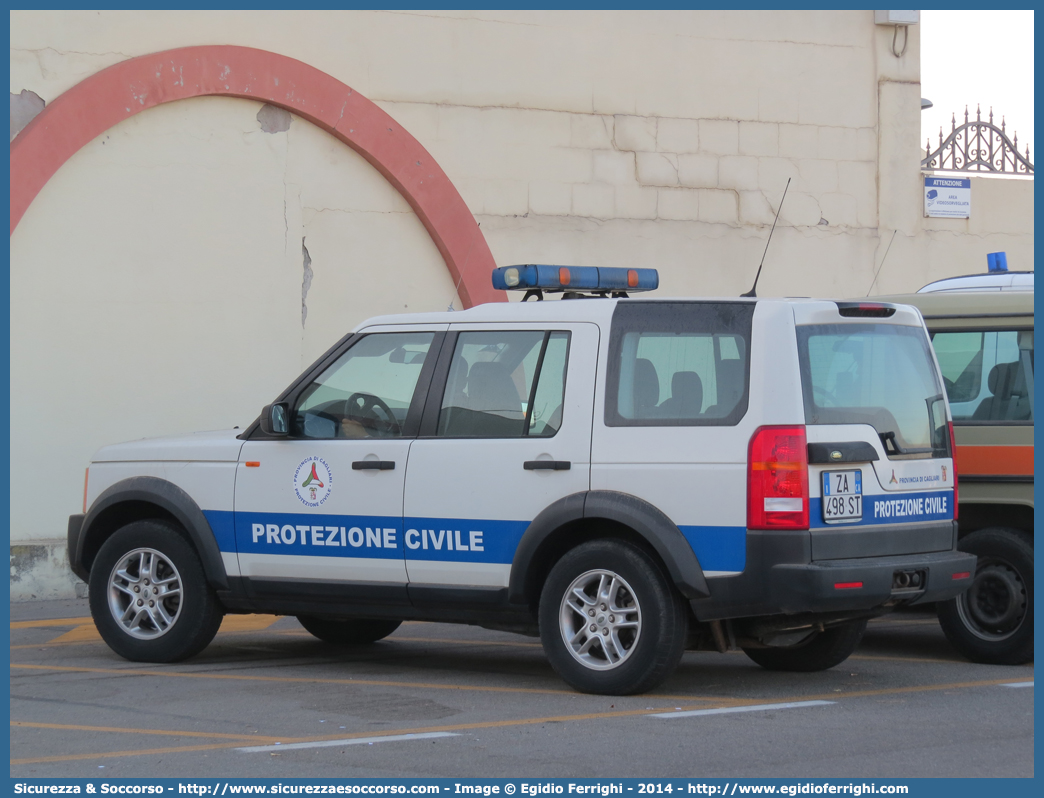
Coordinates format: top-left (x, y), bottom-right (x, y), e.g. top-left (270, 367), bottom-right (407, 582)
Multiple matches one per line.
top-left (767, 549), bottom-right (977, 614)
top-left (67, 514), bottom-right (88, 583)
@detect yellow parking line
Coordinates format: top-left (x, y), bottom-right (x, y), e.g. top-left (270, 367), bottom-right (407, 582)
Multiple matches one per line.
top-left (10, 617), bottom-right (92, 629)
top-left (12, 614), bottom-right (281, 649)
top-left (9, 662), bottom-right (732, 703)
top-left (46, 625), bottom-right (101, 644)
top-left (10, 675), bottom-right (1028, 766)
top-left (5, 701), bottom-right (762, 765)
top-left (848, 653), bottom-right (970, 665)
top-left (301, 630), bottom-right (970, 665)
top-left (11, 625), bottom-right (972, 668)
top-left (784, 677), bottom-right (1031, 703)
top-left (12, 741), bottom-right (270, 766)
top-left (11, 721), bottom-right (283, 743)
top-left (216, 614), bottom-right (281, 632)
top-left (382, 635), bottom-right (542, 649)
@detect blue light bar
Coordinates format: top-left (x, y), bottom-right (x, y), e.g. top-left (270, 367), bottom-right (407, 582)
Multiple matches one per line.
top-left (491, 265), bottom-right (659, 293)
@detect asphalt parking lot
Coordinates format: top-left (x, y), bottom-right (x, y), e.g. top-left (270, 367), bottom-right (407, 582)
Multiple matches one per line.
top-left (10, 599), bottom-right (1033, 779)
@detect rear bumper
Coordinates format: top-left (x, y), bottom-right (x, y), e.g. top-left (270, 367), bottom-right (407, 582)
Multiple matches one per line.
top-left (689, 524), bottom-right (974, 621)
top-left (767, 550), bottom-right (978, 614)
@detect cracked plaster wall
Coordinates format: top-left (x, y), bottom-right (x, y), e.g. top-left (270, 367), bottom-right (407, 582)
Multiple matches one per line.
top-left (9, 11), bottom-right (1034, 595)
top-left (9, 95), bottom-right (453, 578)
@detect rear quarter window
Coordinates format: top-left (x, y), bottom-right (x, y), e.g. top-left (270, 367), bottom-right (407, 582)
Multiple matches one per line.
top-left (605, 301), bottom-right (754, 426)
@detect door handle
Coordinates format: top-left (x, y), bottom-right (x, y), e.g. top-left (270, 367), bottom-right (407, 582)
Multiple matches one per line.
top-left (523, 460), bottom-right (571, 471)
top-left (352, 460), bottom-right (396, 471)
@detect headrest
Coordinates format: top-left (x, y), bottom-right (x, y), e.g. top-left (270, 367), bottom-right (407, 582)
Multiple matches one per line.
top-left (988, 361), bottom-right (1023, 397)
top-left (466, 361), bottom-right (521, 414)
top-left (670, 371), bottom-right (703, 410)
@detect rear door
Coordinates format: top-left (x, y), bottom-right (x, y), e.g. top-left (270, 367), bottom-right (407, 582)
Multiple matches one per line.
top-left (794, 304), bottom-right (956, 561)
top-left (402, 322), bottom-right (598, 595)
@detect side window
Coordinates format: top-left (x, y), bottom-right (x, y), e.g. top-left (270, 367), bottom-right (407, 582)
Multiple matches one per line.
top-left (438, 331), bottom-right (571, 438)
top-left (606, 302), bottom-right (754, 426)
top-left (932, 329), bottom-right (1033, 422)
top-left (292, 332), bottom-right (434, 439)
top-left (931, 332), bottom-right (984, 403)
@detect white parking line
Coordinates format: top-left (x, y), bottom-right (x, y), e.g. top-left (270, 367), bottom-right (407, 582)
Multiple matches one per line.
top-left (236, 732), bottom-right (459, 753)
top-left (1000, 681), bottom-right (1034, 688)
top-left (650, 700), bottom-right (835, 719)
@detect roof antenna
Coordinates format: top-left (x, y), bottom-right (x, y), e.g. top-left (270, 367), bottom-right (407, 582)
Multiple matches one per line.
top-left (741, 178), bottom-right (791, 298)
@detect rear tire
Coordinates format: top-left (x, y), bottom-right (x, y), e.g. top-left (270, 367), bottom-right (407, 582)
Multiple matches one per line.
top-left (297, 616), bottom-right (402, 645)
top-left (539, 539), bottom-right (687, 695)
top-left (743, 619), bottom-right (867, 672)
top-left (938, 528), bottom-right (1033, 665)
top-left (89, 520), bottom-right (224, 662)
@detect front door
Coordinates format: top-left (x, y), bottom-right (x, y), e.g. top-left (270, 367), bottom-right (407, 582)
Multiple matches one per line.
top-left (233, 327), bottom-right (443, 599)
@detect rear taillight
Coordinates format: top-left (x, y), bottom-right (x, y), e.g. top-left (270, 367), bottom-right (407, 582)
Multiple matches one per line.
top-left (83, 467), bottom-right (90, 514)
top-left (948, 421), bottom-right (959, 521)
top-left (747, 425), bottom-right (809, 530)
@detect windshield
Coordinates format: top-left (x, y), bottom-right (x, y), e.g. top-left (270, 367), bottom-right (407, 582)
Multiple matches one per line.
top-left (797, 323), bottom-right (948, 457)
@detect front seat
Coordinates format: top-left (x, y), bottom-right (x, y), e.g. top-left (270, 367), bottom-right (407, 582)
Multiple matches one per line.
top-left (464, 361), bottom-right (524, 435)
top-left (973, 361), bottom-right (1029, 421)
top-left (633, 358), bottom-right (660, 418)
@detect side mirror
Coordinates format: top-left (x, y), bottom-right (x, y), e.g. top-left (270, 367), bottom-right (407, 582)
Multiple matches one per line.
top-left (259, 403), bottom-right (289, 436)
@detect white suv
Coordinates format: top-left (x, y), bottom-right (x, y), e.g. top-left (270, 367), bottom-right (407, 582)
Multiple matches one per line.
top-left (69, 266), bottom-right (976, 695)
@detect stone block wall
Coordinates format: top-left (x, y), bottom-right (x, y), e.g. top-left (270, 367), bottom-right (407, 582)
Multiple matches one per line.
top-left (9, 10), bottom-right (1033, 597)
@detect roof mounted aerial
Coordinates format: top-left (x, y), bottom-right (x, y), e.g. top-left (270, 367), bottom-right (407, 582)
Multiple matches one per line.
top-left (492, 265), bottom-right (659, 301)
top-left (741, 178), bottom-right (791, 299)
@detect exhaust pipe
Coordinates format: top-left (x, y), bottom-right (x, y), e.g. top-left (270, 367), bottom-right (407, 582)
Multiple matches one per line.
top-left (892, 569), bottom-right (925, 591)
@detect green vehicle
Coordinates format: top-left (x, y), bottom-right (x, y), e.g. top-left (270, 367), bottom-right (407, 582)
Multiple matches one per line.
top-left (875, 290), bottom-right (1033, 664)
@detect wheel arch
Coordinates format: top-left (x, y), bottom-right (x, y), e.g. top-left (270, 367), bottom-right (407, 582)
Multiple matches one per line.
top-left (508, 490), bottom-right (710, 607)
top-left (75, 476), bottom-right (229, 590)
top-left (958, 501), bottom-right (1034, 542)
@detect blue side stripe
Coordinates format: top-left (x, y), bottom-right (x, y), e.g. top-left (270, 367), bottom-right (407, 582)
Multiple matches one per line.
top-left (402, 517), bottom-right (528, 564)
top-left (232, 511), bottom-right (406, 560)
top-left (213, 510), bottom-right (748, 573)
top-left (203, 510), bottom-right (237, 553)
top-left (678, 525), bottom-right (746, 572)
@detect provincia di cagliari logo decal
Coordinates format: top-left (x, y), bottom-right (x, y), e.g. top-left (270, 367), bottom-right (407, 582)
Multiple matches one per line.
top-left (294, 456), bottom-right (333, 508)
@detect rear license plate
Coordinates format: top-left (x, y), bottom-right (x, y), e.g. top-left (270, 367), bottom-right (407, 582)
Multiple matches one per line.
top-left (822, 470), bottom-right (862, 523)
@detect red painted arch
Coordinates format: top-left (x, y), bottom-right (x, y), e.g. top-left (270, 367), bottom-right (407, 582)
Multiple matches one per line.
top-left (10, 45), bottom-right (501, 308)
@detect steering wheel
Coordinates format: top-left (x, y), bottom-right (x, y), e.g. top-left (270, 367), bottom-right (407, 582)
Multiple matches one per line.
top-left (813, 386), bottom-right (838, 407)
top-left (343, 392), bottom-right (401, 437)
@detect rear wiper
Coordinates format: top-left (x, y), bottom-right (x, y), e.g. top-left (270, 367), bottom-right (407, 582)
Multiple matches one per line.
top-left (879, 430), bottom-right (934, 456)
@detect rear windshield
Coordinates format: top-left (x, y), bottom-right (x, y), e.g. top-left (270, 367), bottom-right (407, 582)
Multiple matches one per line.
top-left (796, 324), bottom-right (949, 457)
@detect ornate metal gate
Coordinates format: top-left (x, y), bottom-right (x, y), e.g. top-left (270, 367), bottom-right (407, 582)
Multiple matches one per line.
top-left (923, 105), bottom-right (1033, 174)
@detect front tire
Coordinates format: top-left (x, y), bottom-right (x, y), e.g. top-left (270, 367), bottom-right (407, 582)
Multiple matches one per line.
top-left (88, 520), bottom-right (224, 662)
top-left (742, 620), bottom-right (867, 672)
top-left (938, 528), bottom-right (1033, 665)
top-left (297, 616), bottom-right (402, 645)
top-left (539, 539), bottom-right (687, 695)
